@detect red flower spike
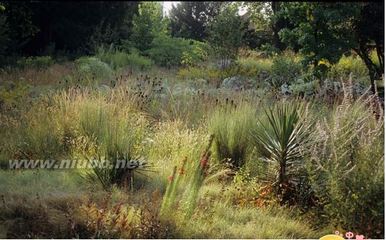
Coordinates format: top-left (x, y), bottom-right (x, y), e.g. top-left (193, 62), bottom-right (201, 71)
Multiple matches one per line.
top-left (167, 175), bottom-right (174, 182)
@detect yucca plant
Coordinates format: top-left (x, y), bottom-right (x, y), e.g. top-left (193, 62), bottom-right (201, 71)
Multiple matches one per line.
top-left (251, 100), bottom-right (313, 203)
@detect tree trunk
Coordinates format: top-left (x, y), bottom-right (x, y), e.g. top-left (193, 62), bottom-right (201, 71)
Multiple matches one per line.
top-left (271, 2), bottom-right (285, 51)
top-left (355, 46), bottom-right (382, 95)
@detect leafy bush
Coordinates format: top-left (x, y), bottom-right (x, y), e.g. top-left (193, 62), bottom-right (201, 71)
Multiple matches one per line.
top-left (251, 100), bottom-right (313, 204)
top-left (75, 56), bottom-right (113, 82)
top-left (181, 41), bottom-right (209, 67)
top-left (96, 46), bottom-right (130, 70)
top-left (16, 56), bottom-right (54, 70)
top-left (146, 36), bottom-right (206, 67)
top-left (207, 4), bottom-right (244, 68)
top-left (209, 104), bottom-right (256, 170)
top-left (236, 57), bottom-right (272, 77)
top-left (126, 52), bottom-right (153, 70)
top-left (270, 54), bottom-right (303, 88)
top-left (308, 93), bottom-right (384, 238)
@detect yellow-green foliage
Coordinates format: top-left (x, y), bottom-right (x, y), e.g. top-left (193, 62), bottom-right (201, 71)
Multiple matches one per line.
top-left (178, 57), bottom-right (272, 82)
top-left (181, 41), bottom-right (209, 67)
top-left (0, 81), bottom-right (31, 109)
top-left (328, 54), bottom-right (369, 80)
top-left (370, 50), bottom-right (380, 67)
top-left (236, 57), bottom-right (273, 77)
top-left (177, 66), bottom-right (222, 84)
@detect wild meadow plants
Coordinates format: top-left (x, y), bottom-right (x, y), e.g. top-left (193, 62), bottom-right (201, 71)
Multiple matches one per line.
top-left (0, 47), bottom-right (383, 238)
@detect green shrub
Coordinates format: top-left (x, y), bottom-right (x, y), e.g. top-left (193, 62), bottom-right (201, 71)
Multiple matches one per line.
top-left (75, 56), bottom-right (113, 82)
top-left (127, 52), bottom-right (153, 70)
top-left (328, 54), bottom-right (369, 81)
top-left (146, 36), bottom-right (206, 67)
top-left (181, 41), bottom-right (209, 67)
top-left (96, 46), bottom-right (130, 70)
top-left (308, 93), bottom-right (384, 238)
top-left (16, 56), bottom-right (54, 70)
top-left (270, 54), bottom-right (303, 88)
top-left (251, 100), bottom-right (313, 204)
top-left (236, 57), bottom-right (272, 78)
top-left (209, 104), bottom-right (256, 170)
top-left (96, 46), bottom-right (153, 70)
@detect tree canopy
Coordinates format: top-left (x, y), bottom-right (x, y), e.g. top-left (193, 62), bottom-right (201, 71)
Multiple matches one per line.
top-left (169, 2), bottom-right (223, 41)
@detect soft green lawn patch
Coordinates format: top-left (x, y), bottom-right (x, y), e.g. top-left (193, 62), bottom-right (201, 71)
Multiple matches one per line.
top-left (0, 170), bottom-right (88, 197)
top-left (180, 201), bottom-right (318, 238)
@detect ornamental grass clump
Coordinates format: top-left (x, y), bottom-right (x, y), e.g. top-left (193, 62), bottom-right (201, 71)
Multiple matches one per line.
top-left (209, 104), bottom-right (256, 170)
top-left (308, 90), bottom-right (384, 238)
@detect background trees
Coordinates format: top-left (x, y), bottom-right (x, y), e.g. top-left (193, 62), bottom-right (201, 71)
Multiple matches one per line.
top-left (169, 2), bottom-right (223, 41)
top-left (278, 2), bottom-right (384, 91)
top-left (0, 1), bottom-right (139, 55)
top-left (130, 2), bottom-right (167, 52)
top-left (207, 4), bottom-right (245, 68)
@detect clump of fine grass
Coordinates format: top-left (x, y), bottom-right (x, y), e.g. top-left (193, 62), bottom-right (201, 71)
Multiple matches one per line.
top-left (7, 96), bottom-right (68, 162)
top-left (208, 103), bottom-right (256, 170)
top-left (146, 120), bottom-right (209, 187)
top-left (75, 96), bottom-right (149, 190)
top-left (308, 90), bottom-right (384, 238)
